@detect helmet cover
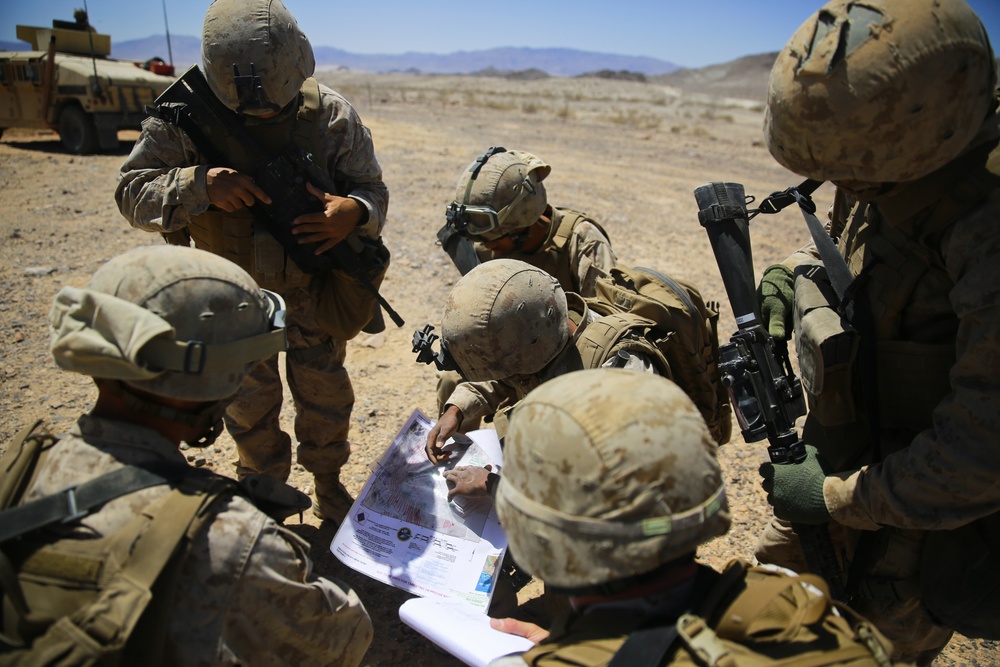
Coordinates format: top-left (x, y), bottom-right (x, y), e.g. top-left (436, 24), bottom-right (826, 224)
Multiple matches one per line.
top-left (50, 245), bottom-right (284, 401)
top-left (441, 259), bottom-right (569, 382)
top-left (202, 0), bottom-right (316, 113)
top-left (450, 149), bottom-right (551, 240)
top-left (496, 369), bottom-right (730, 591)
top-left (765, 0), bottom-right (996, 183)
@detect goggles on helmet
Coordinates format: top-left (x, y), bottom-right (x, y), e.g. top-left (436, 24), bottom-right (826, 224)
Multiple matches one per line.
top-left (445, 177), bottom-right (537, 239)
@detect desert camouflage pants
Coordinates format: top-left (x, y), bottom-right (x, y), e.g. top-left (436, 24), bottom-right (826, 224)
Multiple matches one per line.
top-left (755, 517), bottom-right (953, 666)
top-left (225, 284), bottom-right (354, 481)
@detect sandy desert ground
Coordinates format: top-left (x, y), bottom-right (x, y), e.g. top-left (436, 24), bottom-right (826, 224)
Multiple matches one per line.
top-left (0, 70), bottom-right (995, 665)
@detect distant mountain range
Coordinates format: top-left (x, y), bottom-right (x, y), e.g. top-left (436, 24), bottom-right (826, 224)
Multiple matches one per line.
top-left (1, 33), bottom-right (791, 101)
top-left (2, 33), bottom-right (681, 77)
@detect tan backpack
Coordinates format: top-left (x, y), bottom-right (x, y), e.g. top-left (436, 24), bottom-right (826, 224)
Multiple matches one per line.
top-left (585, 265), bottom-right (732, 445)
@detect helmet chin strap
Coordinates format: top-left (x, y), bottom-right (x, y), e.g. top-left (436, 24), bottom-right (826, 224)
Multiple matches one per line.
top-left (105, 380), bottom-right (228, 448)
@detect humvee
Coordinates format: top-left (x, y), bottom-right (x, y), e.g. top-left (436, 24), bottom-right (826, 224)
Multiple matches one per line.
top-left (0, 19), bottom-right (175, 154)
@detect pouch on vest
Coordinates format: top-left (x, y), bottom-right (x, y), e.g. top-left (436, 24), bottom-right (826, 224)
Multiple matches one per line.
top-left (920, 510), bottom-right (1000, 640)
top-left (315, 237), bottom-right (391, 341)
top-left (793, 260), bottom-right (860, 428)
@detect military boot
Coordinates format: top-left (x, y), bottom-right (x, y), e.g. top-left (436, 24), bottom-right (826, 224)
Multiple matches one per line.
top-left (312, 474), bottom-right (355, 524)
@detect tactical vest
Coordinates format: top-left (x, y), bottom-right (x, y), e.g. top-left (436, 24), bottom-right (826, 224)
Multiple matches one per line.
top-left (521, 560), bottom-right (895, 667)
top-left (186, 78), bottom-right (326, 290)
top-left (0, 420), bottom-right (308, 665)
top-left (797, 137), bottom-right (1000, 462)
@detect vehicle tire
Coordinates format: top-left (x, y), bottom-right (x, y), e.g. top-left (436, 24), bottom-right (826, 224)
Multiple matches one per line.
top-left (58, 106), bottom-right (99, 154)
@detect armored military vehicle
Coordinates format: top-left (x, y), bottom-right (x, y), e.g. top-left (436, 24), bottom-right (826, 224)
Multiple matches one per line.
top-left (0, 16), bottom-right (175, 154)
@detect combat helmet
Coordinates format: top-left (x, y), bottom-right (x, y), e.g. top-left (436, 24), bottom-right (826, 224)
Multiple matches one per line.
top-left (201, 0), bottom-right (315, 114)
top-left (446, 147), bottom-right (552, 241)
top-left (496, 369), bottom-right (730, 593)
top-left (441, 259), bottom-right (569, 382)
top-left (765, 0), bottom-right (996, 184)
top-left (50, 245), bottom-right (286, 443)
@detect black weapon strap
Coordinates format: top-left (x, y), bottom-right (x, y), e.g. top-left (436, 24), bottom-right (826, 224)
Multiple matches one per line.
top-left (759, 181), bottom-right (883, 602)
top-left (787, 187), bottom-right (884, 603)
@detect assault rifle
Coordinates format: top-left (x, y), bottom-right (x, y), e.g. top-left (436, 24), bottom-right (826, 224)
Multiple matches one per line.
top-left (694, 181), bottom-right (847, 602)
top-left (147, 65), bottom-right (403, 328)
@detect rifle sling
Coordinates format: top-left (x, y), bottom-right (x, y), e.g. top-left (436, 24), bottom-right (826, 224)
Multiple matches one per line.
top-left (794, 195), bottom-right (882, 602)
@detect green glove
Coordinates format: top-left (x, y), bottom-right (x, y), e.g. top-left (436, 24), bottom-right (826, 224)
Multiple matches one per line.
top-left (758, 264), bottom-right (795, 341)
top-left (759, 445), bottom-right (831, 524)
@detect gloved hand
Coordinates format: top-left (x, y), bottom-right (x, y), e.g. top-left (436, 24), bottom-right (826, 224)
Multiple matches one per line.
top-left (759, 445), bottom-right (831, 524)
top-left (758, 264), bottom-right (795, 341)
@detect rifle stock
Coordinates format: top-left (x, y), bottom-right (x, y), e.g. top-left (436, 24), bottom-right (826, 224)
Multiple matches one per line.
top-left (694, 181), bottom-right (846, 601)
top-left (149, 65), bottom-right (403, 327)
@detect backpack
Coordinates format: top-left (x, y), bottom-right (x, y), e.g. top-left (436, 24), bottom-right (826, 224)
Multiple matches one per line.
top-left (585, 265), bottom-right (732, 445)
top-left (0, 420), bottom-right (305, 666)
top-left (523, 560), bottom-right (896, 667)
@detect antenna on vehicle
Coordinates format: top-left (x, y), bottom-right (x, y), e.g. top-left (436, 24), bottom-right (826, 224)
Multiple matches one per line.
top-left (81, 0), bottom-right (105, 101)
top-left (161, 0), bottom-right (175, 68)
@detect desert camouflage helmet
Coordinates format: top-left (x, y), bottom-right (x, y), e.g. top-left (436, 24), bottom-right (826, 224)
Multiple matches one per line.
top-left (496, 369), bottom-right (730, 592)
top-left (202, 0), bottom-right (316, 114)
top-left (765, 0), bottom-right (996, 184)
top-left (441, 259), bottom-right (569, 382)
top-left (50, 245), bottom-right (286, 402)
top-left (447, 147), bottom-right (552, 241)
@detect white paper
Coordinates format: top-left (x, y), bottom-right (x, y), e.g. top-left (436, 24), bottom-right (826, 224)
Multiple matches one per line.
top-left (399, 597), bottom-right (534, 667)
top-left (331, 409), bottom-right (507, 611)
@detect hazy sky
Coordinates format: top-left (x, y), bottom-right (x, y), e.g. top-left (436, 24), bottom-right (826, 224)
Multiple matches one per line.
top-left (3, 0), bottom-right (1000, 69)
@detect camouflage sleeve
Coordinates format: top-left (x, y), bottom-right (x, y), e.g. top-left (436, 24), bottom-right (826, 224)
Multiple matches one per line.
top-left (224, 520), bottom-right (373, 666)
top-left (825, 192), bottom-right (1000, 531)
top-left (568, 220), bottom-right (617, 298)
top-left (115, 114), bottom-right (211, 233)
top-left (446, 380), bottom-right (520, 425)
top-left (317, 86), bottom-right (389, 239)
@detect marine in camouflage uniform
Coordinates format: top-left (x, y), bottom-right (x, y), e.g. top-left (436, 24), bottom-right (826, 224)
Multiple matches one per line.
top-left (436, 148), bottom-right (617, 426)
top-left (115, 0), bottom-right (388, 523)
top-left (752, 1), bottom-right (1000, 663)
top-left (424, 260), bottom-right (667, 487)
top-left (24, 245), bottom-right (372, 665)
top-left (485, 370), bottom-right (898, 667)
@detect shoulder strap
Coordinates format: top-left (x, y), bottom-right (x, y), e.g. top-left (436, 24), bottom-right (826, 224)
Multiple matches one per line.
top-left (546, 209), bottom-right (610, 252)
top-left (292, 77), bottom-right (323, 150)
top-left (607, 624), bottom-right (679, 667)
top-left (0, 461), bottom-right (197, 545)
top-left (546, 209), bottom-right (584, 252)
